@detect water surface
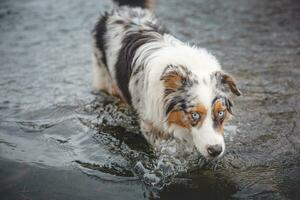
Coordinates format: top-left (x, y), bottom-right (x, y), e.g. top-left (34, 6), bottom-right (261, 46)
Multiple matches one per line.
top-left (0, 0), bottom-right (299, 199)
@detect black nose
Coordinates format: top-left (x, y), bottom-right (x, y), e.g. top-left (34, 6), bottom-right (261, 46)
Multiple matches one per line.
top-left (207, 145), bottom-right (223, 157)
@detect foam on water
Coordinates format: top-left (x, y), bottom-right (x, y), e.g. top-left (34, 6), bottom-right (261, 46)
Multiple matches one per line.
top-left (134, 139), bottom-right (206, 187)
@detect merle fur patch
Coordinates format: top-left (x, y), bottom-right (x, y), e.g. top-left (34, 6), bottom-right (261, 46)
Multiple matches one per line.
top-left (161, 65), bottom-right (198, 115)
top-left (115, 31), bottom-right (161, 103)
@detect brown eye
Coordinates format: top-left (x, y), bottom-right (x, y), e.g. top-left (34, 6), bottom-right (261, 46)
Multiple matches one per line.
top-left (191, 111), bottom-right (201, 121)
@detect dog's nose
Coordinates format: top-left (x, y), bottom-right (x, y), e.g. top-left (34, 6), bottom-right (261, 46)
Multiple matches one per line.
top-left (207, 144), bottom-right (223, 157)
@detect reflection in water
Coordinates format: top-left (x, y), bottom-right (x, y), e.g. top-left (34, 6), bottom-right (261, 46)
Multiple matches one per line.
top-left (0, 0), bottom-right (299, 199)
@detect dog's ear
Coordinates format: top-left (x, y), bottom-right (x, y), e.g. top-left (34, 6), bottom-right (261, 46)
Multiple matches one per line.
top-left (160, 65), bottom-right (191, 91)
top-left (213, 71), bottom-right (242, 96)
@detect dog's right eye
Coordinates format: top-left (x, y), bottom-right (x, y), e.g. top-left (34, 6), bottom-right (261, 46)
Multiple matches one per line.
top-left (218, 110), bottom-right (225, 119)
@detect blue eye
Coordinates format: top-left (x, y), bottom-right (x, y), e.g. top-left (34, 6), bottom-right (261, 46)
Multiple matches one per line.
top-left (191, 112), bottom-right (200, 120)
top-left (218, 110), bottom-right (225, 118)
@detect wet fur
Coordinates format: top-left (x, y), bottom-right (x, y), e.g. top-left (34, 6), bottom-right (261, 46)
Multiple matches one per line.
top-left (92, 2), bottom-right (241, 158)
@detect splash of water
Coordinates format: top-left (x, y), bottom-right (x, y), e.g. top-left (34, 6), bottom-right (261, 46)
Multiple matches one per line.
top-left (79, 93), bottom-right (213, 187)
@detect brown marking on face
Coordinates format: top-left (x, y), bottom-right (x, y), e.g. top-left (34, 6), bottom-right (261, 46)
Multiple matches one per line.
top-left (167, 103), bottom-right (207, 130)
top-left (212, 99), bottom-right (229, 133)
top-left (168, 110), bottom-right (191, 130)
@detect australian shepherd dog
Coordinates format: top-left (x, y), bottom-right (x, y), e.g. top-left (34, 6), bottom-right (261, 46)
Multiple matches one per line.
top-left (92, 0), bottom-right (241, 159)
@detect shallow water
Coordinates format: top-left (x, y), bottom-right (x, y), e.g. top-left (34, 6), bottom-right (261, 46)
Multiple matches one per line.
top-left (0, 0), bottom-right (299, 199)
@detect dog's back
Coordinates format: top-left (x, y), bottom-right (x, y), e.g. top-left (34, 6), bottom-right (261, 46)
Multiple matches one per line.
top-left (92, 0), bottom-right (164, 102)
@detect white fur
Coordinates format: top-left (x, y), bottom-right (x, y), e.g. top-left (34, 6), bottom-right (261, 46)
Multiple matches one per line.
top-left (129, 35), bottom-right (225, 158)
top-left (93, 6), bottom-right (229, 159)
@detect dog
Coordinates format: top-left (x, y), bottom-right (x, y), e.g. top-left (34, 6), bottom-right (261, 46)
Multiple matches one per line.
top-left (92, 0), bottom-right (241, 159)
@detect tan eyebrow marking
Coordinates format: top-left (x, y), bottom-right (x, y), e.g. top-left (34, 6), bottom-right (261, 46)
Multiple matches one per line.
top-left (212, 99), bottom-right (228, 133)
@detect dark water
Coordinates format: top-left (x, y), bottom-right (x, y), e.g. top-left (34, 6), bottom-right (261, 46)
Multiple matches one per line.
top-left (0, 0), bottom-right (299, 199)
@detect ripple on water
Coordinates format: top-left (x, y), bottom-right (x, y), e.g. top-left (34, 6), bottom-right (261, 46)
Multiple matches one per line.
top-left (0, 90), bottom-right (243, 188)
top-left (0, 0), bottom-right (300, 198)
top-left (73, 93), bottom-right (242, 188)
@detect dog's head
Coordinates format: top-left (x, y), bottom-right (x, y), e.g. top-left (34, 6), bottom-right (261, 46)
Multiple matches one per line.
top-left (161, 65), bottom-right (241, 159)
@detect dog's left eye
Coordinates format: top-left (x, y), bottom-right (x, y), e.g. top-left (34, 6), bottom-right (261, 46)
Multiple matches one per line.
top-left (191, 112), bottom-right (200, 121)
top-left (218, 110), bottom-right (225, 119)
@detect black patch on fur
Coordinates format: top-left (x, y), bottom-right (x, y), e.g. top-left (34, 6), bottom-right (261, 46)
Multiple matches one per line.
top-left (165, 96), bottom-right (191, 116)
top-left (115, 31), bottom-right (160, 103)
top-left (166, 96), bottom-right (184, 115)
top-left (114, 20), bottom-right (125, 25)
top-left (93, 13), bottom-right (109, 69)
top-left (113, 0), bottom-right (148, 8)
top-left (132, 65), bottom-right (145, 76)
top-left (182, 76), bottom-right (197, 88)
top-left (225, 98), bottom-right (233, 114)
top-left (164, 89), bottom-right (175, 97)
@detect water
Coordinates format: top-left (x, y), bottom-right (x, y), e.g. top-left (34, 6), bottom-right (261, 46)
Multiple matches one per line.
top-left (0, 0), bottom-right (299, 199)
